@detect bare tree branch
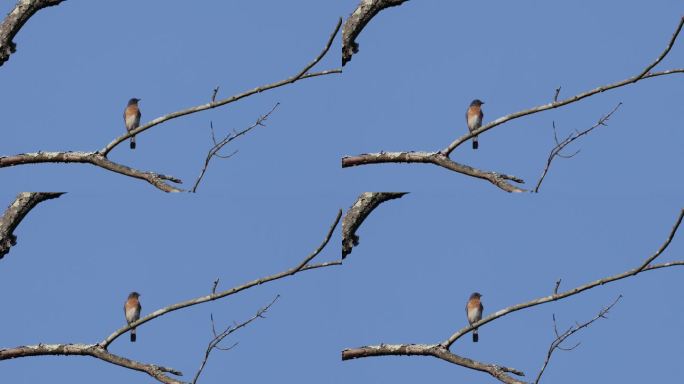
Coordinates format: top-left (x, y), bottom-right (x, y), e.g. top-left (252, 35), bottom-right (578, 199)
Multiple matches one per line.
top-left (342, 152), bottom-right (526, 193)
top-left (533, 103), bottom-right (622, 193)
top-left (100, 209), bottom-right (342, 348)
top-left (99, 18), bottom-right (342, 156)
top-left (442, 16), bottom-right (683, 156)
top-left (0, 19), bottom-right (342, 192)
top-left (342, 192), bottom-right (408, 258)
top-left (534, 295), bottom-right (622, 384)
top-left (190, 103), bottom-right (280, 193)
top-left (342, 209), bottom-right (684, 384)
top-left (0, 210), bottom-right (342, 383)
top-left (342, 344), bottom-right (525, 384)
top-left (342, 0), bottom-right (409, 66)
top-left (191, 296), bottom-right (280, 384)
top-left (442, 209), bottom-right (683, 348)
top-left (342, 16), bottom-right (684, 192)
top-left (0, 0), bottom-right (64, 67)
top-left (0, 192), bottom-right (64, 259)
top-left (636, 208), bottom-right (684, 273)
top-left (0, 152), bottom-right (183, 192)
top-left (0, 343), bottom-right (183, 384)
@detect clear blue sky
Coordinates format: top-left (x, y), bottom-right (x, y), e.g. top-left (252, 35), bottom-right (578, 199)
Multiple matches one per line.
top-left (1, 1), bottom-right (682, 383)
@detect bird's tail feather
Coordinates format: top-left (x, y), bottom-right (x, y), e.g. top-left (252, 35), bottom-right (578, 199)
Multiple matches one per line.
top-left (130, 328), bottom-right (137, 342)
top-left (130, 136), bottom-right (136, 149)
top-left (472, 136), bottom-right (479, 150)
top-left (472, 329), bottom-right (479, 343)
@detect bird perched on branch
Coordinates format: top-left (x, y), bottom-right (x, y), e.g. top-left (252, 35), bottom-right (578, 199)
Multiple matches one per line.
top-left (124, 292), bottom-right (141, 342)
top-left (466, 99), bottom-right (484, 149)
top-left (466, 292), bottom-right (483, 342)
top-left (123, 98), bottom-right (141, 149)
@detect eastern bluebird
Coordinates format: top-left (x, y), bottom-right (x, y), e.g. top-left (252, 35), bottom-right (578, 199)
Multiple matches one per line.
top-left (124, 291), bottom-right (141, 342)
top-left (466, 292), bottom-right (483, 342)
top-left (123, 98), bottom-right (141, 149)
top-left (466, 99), bottom-right (484, 150)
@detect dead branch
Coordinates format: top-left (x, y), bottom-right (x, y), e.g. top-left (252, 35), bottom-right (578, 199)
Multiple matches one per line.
top-left (533, 103), bottom-right (622, 193)
top-left (0, 210), bottom-right (342, 383)
top-left (342, 344), bottom-right (525, 384)
top-left (441, 209), bottom-right (683, 348)
top-left (0, 152), bottom-right (183, 192)
top-left (191, 296), bottom-right (280, 384)
top-left (0, 0), bottom-right (64, 67)
top-left (100, 209), bottom-right (342, 348)
top-left (534, 295), bottom-right (622, 384)
top-left (342, 0), bottom-right (409, 66)
top-left (0, 343), bottom-right (183, 384)
top-left (341, 209), bottom-right (683, 384)
top-left (190, 103), bottom-right (280, 193)
top-left (342, 17), bottom-right (684, 192)
top-left (342, 152), bottom-right (526, 193)
top-left (342, 192), bottom-right (408, 258)
top-left (0, 19), bottom-right (342, 192)
top-left (0, 192), bottom-right (64, 259)
top-left (100, 19), bottom-right (342, 156)
top-left (442, 16), bottom-right (683, 155)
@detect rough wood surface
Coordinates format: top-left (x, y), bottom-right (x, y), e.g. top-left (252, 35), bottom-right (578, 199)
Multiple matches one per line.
top-left (0, 0), bottom-right (64, 67)
top-left (0, 192), bottom-right (63, 259)
top-left (342, 0), bottom-right (409, 66)
top-left (342, 192), bottom-right (407, 258)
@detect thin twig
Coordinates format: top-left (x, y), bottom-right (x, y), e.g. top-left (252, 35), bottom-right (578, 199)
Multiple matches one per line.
top-left (192, 295), bottom-right (280, 384)
top-left (534, 295), bottom-right (622, 384)
top-left (211, 86), bottom-right (220, 102)
top-left (636, 209), bottom-right (684, 273)
top-left (190, 103), bottom-right (280, 193)
top-left (0, 19), bottom-right (341, 193)
top-left (442, 17), bottom-right (684, 155)
top-left (100, 18), bottom-right (342, 156)
top-left (553, 279), bottom-right (561, 295)
top-left (1, 210), bottom-right (342, 384)
top-left (533, 102), bottom-right (622, 193)
top-left (342, 209), bottom-right (683, 384)
top-left (442, 209), bottom-right (683, 348)
top-left (341, 17), bottom-right (684, 192)
top-left (100, 209), bottom-right (342, 348)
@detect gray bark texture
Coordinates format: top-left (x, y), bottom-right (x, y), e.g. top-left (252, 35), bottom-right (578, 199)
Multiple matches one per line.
top-left (0, 0), bottom-right (65, 67)
top-left (342, 192), bottom-right (407, 259)
top-left (342, 0), bottom-right (409, 66)
top-left (0, 192), bottom-right (63, 259)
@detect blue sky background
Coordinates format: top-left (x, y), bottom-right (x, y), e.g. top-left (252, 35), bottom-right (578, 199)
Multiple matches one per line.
top-left (1, 1), bottom-right (682, 383)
